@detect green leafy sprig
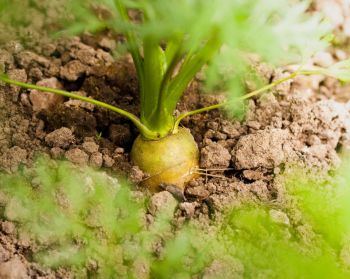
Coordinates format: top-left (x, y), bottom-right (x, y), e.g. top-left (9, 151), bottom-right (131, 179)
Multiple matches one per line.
top-left (0, 0), bottom-right (333, 139)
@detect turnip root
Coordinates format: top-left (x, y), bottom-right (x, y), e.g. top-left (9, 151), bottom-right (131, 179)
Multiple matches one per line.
top-left (131, 128), bottom-right (199, 192)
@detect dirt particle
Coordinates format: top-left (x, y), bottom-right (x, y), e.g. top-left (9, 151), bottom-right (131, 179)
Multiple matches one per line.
top-left (207, 121), bottom-right (219, 131)
top-left (82, 141), bottom-right (99, 154)
top-left (186, 186), bottom-right (210, 199)
top-left (114, 147), bottom-right (125, 154)
top-left (64, 91), bottom-right (95, 111)
top-left (0, 243), bottom-right (10, 263)
top-left (19, 93), bottom-right (31, 108)
top-left (249, 180), bottom-right (270, 201)
top-left (29, 77), bottom-right (65, 112)
top-left (15, 50), bottom-right (49, 69)
top-left (60, 60), bottom-right (87, 81)
top-left (89, 152), bottom-right (103, 168)
top-left (0, 256), bottom-right (29, 279)
top-left (220, 120), bottom-right (241, 138)
top-left (28, 67), bottom-right (43, 80)
top-left (50, 147), bottom-right (64, 159)
top-left (203, 258), bottom-right (244, 279)
top-left (130, 259), bottom-right (149, 279)
top-left (6, 69), bottom-right (27, 101)
top-left (213, 131), bottom-right (227, 140)
top-left (201, 142), bottom-right (231, 168)
top-left (39, 106), bottom-right (97, 138)
top-left (1, 221), bottom-right (16, 235)
top-left (41, 43), bottom-right (57, 57)
top-left (242, 170), bottom-right (265, 181)
top-left (45, 127), bottom-right (75, 149)
top-left (98, 37), bottom-right (117, 51)
top-left (74, 48), bottom-right (98, 66)
top-left (108, 124), bottom-right (132, 147)
top-left (129, 166), bottom-right (144, 184)
top-left (269, 209), bottom-right (290, 226)
top-left (234, 129), bottom-right (291, 170)
top-left (179, 202), bottom-right (197, 218)
top-left (0, 49), bottom-right (14, 71)
top-left (148, 191), bottom-right (178, 216)
top-left (96, 48), bottom-right (114, 65)
top-left (246, 120), bottom-right (261, 130)
top-left (306, 144), bottom-right (329, 160)
top-left (0, 146), bottom-right (27, 172)
top-left (65, 148), bottom-right (89, 165)
top-left (103, 154), bottom-right (115, 168)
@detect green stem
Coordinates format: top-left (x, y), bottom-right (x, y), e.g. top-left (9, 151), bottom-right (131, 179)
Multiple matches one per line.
top-left (0, 75), bottom-right (159, 139)
top-left (163, 31), bottom-right (222, 116)
top-left (173, 70), bottom-right (320, 132)
top-left (141, 37), bottom-right (166, 126)
top-left (114, 0), bottom-right (146, 119)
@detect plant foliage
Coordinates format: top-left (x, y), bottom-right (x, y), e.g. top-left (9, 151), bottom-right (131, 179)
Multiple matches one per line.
top-left (0, 0), bottom-right (330, 138)
top-left (65, 0), bottom-right (329, 135)
top-left (2, 158), bottom-right (350, 278)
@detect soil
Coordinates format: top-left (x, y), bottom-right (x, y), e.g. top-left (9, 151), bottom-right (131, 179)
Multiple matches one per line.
top-left (1, 0), bottom-right (350, 277)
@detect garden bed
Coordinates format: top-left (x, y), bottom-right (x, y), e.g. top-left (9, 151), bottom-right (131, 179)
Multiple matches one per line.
top-left (1, 0), bottom-right (350, 278)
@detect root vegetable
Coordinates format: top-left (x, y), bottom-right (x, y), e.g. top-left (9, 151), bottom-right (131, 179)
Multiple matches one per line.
top-left (131, 128), bottom-right (199, 192)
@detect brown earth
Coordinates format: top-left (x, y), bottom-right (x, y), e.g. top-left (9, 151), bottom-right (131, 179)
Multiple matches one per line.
top-left (1, 0), bottom-right (350, 277)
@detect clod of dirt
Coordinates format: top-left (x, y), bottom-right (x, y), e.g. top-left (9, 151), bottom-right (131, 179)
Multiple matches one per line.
top-left (148, 191), bottom-right (178, 216)
top-left (39, 106), bottom-right (97, 138)
top-left (200, 142), bottom-right (231, 168)
top-left (73, 47), bottom-right (99, 66)
top-left (50, 147), bottom-right (65, 159)
top-left (129, 166), bottom-right (145, 184)
top-left (60, 60), bottom-right (88, 81)
top-left (0, 49), bottom-right (14, 71)
top-left (6, 69), bottom-right (27, 101)
top-left (64, 91), bottom-right (95, 111)
top-left (103, 154), bottom-right (115, 168)
top-left (1, 221), bottom-right (16, 236)
top-left (186, 186), bottom-right (210, 200)
top-left (15, 51), bottom-right (50, 69)
top-left (0, 243), bottom-right (10, 263)
top-left (45, 127), bottom-right (75, 149)
top-left (108, 124), bottom-right (133, 148)
top-left (234, 129), bottom-right (291, 170)
top-left (82, 140), bottom-right (99, 154)
top-left (179, 202), bottom-right (198, 218)
top-left (65, 148), bottom-right (89, 165)
top-left (29, 77), bottom-right (65, 112)
top-left (242, 170), bottom-right (266, 181)
top-left (0, 256), bottom-right (29, 279)
top-left (248, 180), bottom-right (270, 201)
top-left (220, 120), bottom-right (242, 138)
top-left (269, 209), bottom-right (290, 226)
top-left (0, 146), bottom-right (27, 173)
top-left (203, 258), bottom-right (244, 279)
top-left (89, 152), bottom-right (103, 168)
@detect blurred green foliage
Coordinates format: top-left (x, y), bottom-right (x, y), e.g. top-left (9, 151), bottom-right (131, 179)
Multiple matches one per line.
top-left (1, 158), bottom-right (350, 278)
top-left (0, 0), bottom-right (68, 45)
top-left (0, 158), bottom-right (211, 278)
top-left (0, 0), bottom-right (330, 117)
top-left (61, 0), bottom-right (330, 113)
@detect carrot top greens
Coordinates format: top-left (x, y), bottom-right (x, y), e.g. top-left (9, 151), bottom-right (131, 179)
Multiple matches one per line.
top-left (1, 0), bottom-right (350, 139)
top-left (72, 0), bottom-right (329, 138)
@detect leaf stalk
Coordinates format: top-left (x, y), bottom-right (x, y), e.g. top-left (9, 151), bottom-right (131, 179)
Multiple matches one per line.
top-left (173, 70), bottom-right (323, 132)
top-left (0, 75), bottom-right (160, 139)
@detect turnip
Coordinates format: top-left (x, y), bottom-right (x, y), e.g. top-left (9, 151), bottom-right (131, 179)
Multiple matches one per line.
top-left (1, 0), bottom-right (349, 191)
